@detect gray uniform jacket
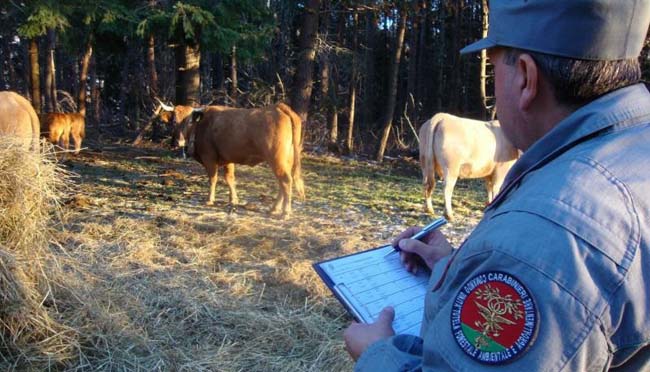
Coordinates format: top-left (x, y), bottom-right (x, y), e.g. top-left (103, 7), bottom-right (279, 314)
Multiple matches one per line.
top-left (355, 83), bottom-right (650, 371)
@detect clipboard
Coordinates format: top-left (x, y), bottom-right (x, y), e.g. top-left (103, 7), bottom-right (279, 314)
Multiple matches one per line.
top-left (313, 245), bottom-right (429, 336)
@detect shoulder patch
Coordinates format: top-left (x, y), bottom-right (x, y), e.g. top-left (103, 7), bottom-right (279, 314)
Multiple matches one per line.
top-left (451, 271), bottom-right (538, 364)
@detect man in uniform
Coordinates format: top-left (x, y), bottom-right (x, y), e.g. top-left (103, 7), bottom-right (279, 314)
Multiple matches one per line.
top-left (343, 0), bottom-right (650, 370)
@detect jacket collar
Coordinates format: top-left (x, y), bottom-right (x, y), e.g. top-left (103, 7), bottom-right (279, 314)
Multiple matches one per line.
top-left (487, 83), bottom-right (650, 211)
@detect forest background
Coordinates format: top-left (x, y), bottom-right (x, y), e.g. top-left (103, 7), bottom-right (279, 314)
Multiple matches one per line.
top-left (8, 0), bottom-right (649, 159)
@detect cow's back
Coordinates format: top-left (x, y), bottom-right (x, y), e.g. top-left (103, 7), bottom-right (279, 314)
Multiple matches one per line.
top-left (0, 91), bottom-right (40, 149)
top-left (196, 106), bottom-right (292, 166)
top-left (435, 114), bottom-right (502, 178)
top-left (40, 113), bottom-right (70, 141)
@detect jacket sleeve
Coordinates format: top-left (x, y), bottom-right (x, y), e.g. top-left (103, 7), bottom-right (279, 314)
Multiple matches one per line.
top-left (354, 334), bottom-right (424, 372)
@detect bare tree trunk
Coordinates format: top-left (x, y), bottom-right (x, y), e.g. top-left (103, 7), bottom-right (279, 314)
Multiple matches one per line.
top-left (0, 41), bottom-right (6, 89)
top-left (435, 4), bottom-right (446, 112)
top-left (21, 44), bottom-right (31, 99)
top-left (290, 0), bottom-right (320, 122)
top-left (346, 83), bottom-right (357, 154)
top-left (345, 10), bottom-right (359, 155)
top-left (91, 54), bottom-right (101, 129)
top-left (28, 39), bottom-right (41, 113)
top-left (480, 0), bottom-right (490, 119)
top-left (448, 3), bottom-right (461, 112)
top-left (1, 37), bottom-right (16, 90)
top-left (318, 0), bottom-right (337, 148)
top-left (147, 34), bottom-right (158, 99)
top-left (362, 8), bottom-right (378, 128)
top-left (118, 42), bottom-right (131, 131)
top-left (229, 45), bottom-right (237, 105)
top-left (45, 28), bottom-right (57, 112)
top-left (212, 52), bottom-right (225, 99)
top-left (406, 3), bottom-right (420, 102)
top-left (415, 0), bottom-right (428, 109)
top-left (78, 38), bottom-right (93, 116)
top-left (375, 6), bottom-right (408, 162)
top-left (175, 41), bottom-right (201, 106)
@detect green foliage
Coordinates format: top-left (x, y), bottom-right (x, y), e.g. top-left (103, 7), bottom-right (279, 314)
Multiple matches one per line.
top-left (209, 0), bottom-right (276, 61)
top-left (57, 0), bottom-right (137, 53)
top-left (136, 8), bottom-right (168, 38)
top-left (17, 2), bottom-right (69, 38)
top-left (137, 0), bottom-right (275, 62)
top-left (93, 2), bottom-right (138, 38)
top-left (169, 2), bottom-right (216, 43)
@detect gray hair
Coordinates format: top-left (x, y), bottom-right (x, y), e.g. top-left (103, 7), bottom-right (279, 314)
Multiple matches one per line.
top-left (502, 48), bottom-right (641, 108)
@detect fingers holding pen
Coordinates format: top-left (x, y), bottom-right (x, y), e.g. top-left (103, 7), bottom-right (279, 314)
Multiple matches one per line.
top-left (398, 238), bottom-right (431, 273)
top-left (391, 226), bottom-right (422, 247)
top-left (395, 229), bottom-right (454, 271)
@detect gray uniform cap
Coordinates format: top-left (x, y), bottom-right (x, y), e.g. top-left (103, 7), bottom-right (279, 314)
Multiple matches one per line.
top-left (461, 0), bottom-right (650, 60)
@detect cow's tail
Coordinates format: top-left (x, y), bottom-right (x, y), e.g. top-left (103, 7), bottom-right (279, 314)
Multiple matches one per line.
top-left (79, 114), bottom-right (86, 139)
top-left (277, 103), bottom-right (305, 200)
top-left (419, 114), bottom-right (443, 186)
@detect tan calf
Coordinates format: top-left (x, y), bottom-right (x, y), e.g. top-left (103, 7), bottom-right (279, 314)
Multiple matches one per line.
top-left (40, 112), bottom-right (85, 154)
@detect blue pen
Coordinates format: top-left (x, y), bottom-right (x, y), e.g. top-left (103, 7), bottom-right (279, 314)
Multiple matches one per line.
top-left (384, 217), bottom-right (448, 257)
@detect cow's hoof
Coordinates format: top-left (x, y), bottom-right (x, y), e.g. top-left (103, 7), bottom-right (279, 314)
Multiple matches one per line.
top-left (206, 201), bottom-right (214, 206)
top-left (444, 212), bottom-right (455, 222)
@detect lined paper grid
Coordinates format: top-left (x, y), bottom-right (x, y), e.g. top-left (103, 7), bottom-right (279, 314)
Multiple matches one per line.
top-left (319, 245), bottom-right (429, 336)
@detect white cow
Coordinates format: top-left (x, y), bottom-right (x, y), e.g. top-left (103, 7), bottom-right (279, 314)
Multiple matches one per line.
top-left (419, 113), bottom-right (519, 221)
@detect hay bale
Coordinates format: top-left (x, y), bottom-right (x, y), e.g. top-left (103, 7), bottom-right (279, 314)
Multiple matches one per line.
top-left (0, 139), bottom-right (77, 367)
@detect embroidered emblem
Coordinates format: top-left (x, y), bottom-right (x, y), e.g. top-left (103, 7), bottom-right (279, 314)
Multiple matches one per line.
top-left (451, 271), bottom-right (538, 364)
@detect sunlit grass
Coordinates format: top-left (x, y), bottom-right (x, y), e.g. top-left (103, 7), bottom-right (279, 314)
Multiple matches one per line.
top-left (2, 143), bottom-right (487, 370)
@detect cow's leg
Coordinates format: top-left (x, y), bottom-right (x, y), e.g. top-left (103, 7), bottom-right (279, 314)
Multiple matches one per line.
top-left (270, 165), bottom-right (292, 218)
top-left (71, 129), bottom-right (82, 154)
top-left (442, 172), bottom-right (458, 221)
top-left (490, 173), bottom-right (506, 203)
top-left (224, 163), bottom-right (239, 205)
top-left (204, 162), bottom-right (218, 206)
top-left (423, 179), bottom-right (435, 215)
top-left (59, 130), bottom-right (70, 161)
top-left (484, 176), bottom-right (495, 204)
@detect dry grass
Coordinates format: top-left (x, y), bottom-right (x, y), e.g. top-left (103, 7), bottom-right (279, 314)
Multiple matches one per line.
top-left (0, 139), bottom-right (77, 368)
top-left (0, 140), bottom-right (485, 371)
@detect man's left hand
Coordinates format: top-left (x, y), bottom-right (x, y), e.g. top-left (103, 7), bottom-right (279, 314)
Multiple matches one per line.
top-left (343, 307), bottom-right (396, 360)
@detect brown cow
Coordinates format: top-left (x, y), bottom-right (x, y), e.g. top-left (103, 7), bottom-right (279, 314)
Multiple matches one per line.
top-left (0, 91), bottom-right (40, 150)
top-left (40, 112), bottom-right (85, 154)
top-left (165, 102), bottom-right (305, 217)
top-left (419, 113), bottom-right (519, 221)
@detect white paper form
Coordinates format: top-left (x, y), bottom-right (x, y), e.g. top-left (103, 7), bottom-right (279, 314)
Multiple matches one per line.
top-left (319, 245), bottom-right (429, 336)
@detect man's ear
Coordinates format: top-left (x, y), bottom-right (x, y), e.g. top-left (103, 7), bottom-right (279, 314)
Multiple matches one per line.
top-left (516, 53), bottom-right (539, 111)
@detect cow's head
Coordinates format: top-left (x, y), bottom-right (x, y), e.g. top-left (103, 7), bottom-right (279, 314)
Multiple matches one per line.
top-left (157, 99), bottom-right (203, 155)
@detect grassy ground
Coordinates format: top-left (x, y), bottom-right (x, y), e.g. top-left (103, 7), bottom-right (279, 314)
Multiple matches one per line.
top-left (17, 140), bottom-right (488, 371)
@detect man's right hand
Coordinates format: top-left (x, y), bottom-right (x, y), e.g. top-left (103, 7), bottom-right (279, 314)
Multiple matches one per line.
top-left (392, 227), bottom-right (454, 273)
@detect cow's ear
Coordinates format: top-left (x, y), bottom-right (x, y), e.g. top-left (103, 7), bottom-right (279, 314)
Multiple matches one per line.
top-left (191, 111), bottom-right (204, 123)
